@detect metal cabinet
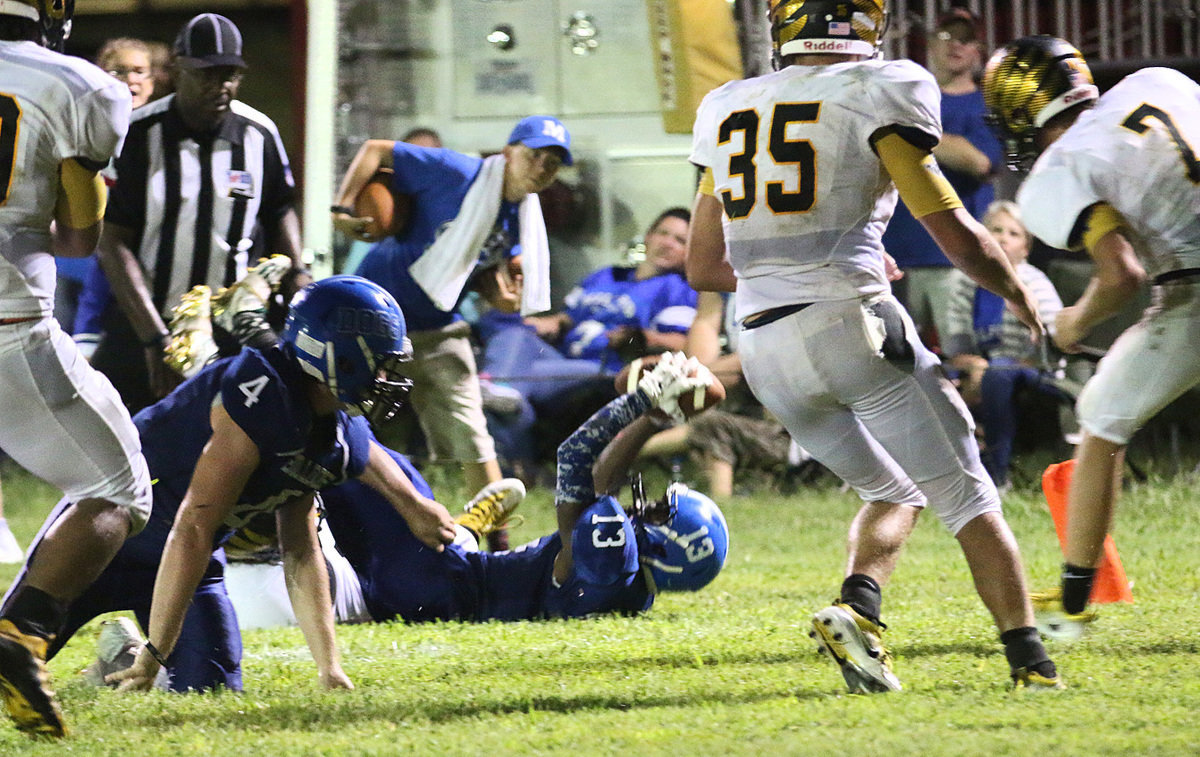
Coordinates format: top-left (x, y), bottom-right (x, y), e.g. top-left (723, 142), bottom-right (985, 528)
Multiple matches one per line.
top-left (453, 0), bottom-right (660, 118)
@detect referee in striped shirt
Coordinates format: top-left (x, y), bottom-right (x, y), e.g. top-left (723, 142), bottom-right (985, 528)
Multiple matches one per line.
top-left (96, 13), bottom-right (302, 412)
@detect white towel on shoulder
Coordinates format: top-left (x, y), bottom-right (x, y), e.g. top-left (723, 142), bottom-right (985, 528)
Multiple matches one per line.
top-left (407, 153), bottom-right (551, 316)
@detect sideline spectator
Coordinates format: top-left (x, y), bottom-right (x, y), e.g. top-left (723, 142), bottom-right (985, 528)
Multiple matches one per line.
top-left (883, 8), bottom-right (1002, 349)
top-left (146, 40), bottom-right (173, 101)
top-left (331, 116), bottom-right (572, 548)
top-left (476, 208), bottom-right (697, 477)
top-left (338, 126), bottom-right (444, 276)
top-left (95, 14), bottom-right (302, 414)
top-left (942, 201), bottom-right (1067, 489)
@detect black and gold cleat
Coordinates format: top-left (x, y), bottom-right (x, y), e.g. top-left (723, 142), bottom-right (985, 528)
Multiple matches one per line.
top-left (0, 619), bottom-right (66, 738)
top-left (456, 479), bottom-right (526, 543)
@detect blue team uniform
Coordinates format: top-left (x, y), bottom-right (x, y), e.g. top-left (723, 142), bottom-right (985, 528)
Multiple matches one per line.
top-left (31, 345), bottom-right (372, 692)
top-left (354, 143), bottom-right (522, 331)
top-left (560, 267), bottom-right (698, 373)
top-left (319, 394), bottom-right (657, 623)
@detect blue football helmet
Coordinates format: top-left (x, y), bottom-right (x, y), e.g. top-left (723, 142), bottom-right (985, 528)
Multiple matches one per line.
top-left (282, 275), bottom-right (413, 423)
top-left (634, 481), bottom-right (729, 592)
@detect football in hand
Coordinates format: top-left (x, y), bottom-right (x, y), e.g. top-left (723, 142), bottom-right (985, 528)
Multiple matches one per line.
top-left (354, 169), bottom-right (411, 242)
top-left (614, 354), bottom-right (726, 418)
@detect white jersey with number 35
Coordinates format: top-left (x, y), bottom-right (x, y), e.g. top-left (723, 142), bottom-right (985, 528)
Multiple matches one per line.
top-left (1019, 68), bottom-right (1200, 276)
top-left (0, 39), bottom-right (131, 317)
top-left (690, 59), bottom-right (941, 321)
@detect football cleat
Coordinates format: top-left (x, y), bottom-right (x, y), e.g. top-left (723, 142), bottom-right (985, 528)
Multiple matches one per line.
top-left (164, 284), bottom-right (219, 379)
top-left (1031, 588), bottom-right (1098, 642)
top-left (0, 619), bottom-right (65, 738)
top-left (212, 254), bottom-right (294, 333)
top-left (456, 478), bottom-right (526, 540)
top-left (810, 603), bottom-right (901, 694)
top-left (1011, 666), bottom-right (1066, 692)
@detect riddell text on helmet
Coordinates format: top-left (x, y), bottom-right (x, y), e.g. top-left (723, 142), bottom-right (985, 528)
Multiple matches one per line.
top-left (795, 39), bottom-right (856, 52)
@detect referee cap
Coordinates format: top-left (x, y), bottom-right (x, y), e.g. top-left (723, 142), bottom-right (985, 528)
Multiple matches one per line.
top-left (507, 115), bottom-right (573, 165)
top-left (174, 13), bottom-right (245, 69)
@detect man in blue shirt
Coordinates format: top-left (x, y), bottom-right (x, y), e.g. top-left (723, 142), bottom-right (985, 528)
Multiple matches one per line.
top-left (882, 9), bottom-right (1003, 350)
top-left (331, 117), bottom-right (572, 549)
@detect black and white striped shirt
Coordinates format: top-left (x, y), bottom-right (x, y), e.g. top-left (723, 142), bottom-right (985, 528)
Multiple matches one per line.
top-left (105, 94), bottom-right (295, 315)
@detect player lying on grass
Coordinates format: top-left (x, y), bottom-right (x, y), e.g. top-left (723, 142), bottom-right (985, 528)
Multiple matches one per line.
top-left (7, 276), bottom-right (456, 694)
top-left (317, 376), bottom-right (729, 624)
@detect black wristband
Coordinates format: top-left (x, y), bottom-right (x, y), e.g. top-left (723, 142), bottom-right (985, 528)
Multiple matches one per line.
top-left (330, 204), bottom-right (354, 216)
top-left (142, 332), bottom-right (167, 349)
top-left (143, 640), bottom-right (169, 668)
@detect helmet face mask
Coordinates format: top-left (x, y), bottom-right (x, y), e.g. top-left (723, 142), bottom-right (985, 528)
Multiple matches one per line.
top-left (283, 276), bottom-right (412, 422)
top-left (982, 35), bottom-right (1098, 171)
top-left (4, 0), bottom-right (74, 51)
top-left (633, 482), bottom-right (729, 593)
top-left (359, 352), bottom-right (414, 425)
top-left (769, 0), bottom-right (888, 65)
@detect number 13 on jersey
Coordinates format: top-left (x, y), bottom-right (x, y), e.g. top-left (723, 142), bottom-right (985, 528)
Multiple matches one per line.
top-left (719, 102), bottom-right (821, 219)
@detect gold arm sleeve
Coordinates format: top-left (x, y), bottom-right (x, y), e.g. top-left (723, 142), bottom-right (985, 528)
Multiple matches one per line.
top-left (697, 166), bottom-right (716, 197)
top-left (875, 132), bottom-right (962, 219)
top-left (1078, 202), bottom-right (1126, 253)
top-left (56, 158), bottom-right (107, 230)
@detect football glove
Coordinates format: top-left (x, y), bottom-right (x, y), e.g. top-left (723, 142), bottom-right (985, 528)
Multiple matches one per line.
top-left (638, 351), bottom-right (714, 424)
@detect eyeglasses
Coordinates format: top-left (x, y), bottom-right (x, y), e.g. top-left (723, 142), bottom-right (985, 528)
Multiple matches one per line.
top-left (106, 66), bottom-right (152, 82)
top-left (935, 30), bottom-right (977, 44)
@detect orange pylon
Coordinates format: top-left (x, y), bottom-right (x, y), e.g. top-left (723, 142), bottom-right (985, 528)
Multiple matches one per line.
top-left (1041, 460), bottom-right (1134, 603)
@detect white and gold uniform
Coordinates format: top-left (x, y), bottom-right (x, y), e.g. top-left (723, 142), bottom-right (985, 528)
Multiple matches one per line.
top-left (1020, 67), bottom-right (1200, 445)
top-left (0, 40), bottom-right (150, 524)
top-left (690, 59), bottom-right (999, 532)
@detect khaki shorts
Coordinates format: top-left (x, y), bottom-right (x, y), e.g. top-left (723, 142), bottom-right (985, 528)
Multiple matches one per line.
top-left (402, 321), bottom-right (497, 464)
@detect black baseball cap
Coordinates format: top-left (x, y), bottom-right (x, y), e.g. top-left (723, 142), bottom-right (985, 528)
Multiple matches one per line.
top-left (174, 13), bottom-right (246, 69)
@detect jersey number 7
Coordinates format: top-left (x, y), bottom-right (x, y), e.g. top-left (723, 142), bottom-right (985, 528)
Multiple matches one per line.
top-left (0, 94), bottom-right (21, 205)
top-left (1120, 103), bottom-right (1200, 183)
top-left (718, 102), bottom-right (821, 219)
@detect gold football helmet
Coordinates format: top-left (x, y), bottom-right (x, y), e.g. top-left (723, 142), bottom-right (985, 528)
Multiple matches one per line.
top-left (0, 0), bottom-right (74, 51)
top-left (769, 0), bottom-right (887, 61)
top-left (982, 35), bottom-right (1098, 171)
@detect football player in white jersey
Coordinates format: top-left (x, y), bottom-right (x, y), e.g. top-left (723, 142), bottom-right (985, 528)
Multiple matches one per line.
top-left (984, 38), bottom-right (1200, 630)
top-left (688, 0), bottom-right (1061, 693)
top-left (0, 0), bottom-right (152, 738)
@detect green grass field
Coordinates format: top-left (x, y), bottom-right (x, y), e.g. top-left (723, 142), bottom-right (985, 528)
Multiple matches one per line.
top-left (0, 458), bottom-right (1197, 756)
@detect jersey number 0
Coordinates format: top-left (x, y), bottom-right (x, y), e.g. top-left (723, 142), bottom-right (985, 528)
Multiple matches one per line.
top-left (718, 102), bottom-right (821, 219)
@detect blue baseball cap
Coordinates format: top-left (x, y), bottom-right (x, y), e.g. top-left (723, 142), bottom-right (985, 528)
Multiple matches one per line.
top-left (507, 115), bottom-right (573, 165)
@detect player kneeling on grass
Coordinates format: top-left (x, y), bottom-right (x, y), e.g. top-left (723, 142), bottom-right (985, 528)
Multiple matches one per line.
top-left (10, 276), bottom-right (455, 694)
